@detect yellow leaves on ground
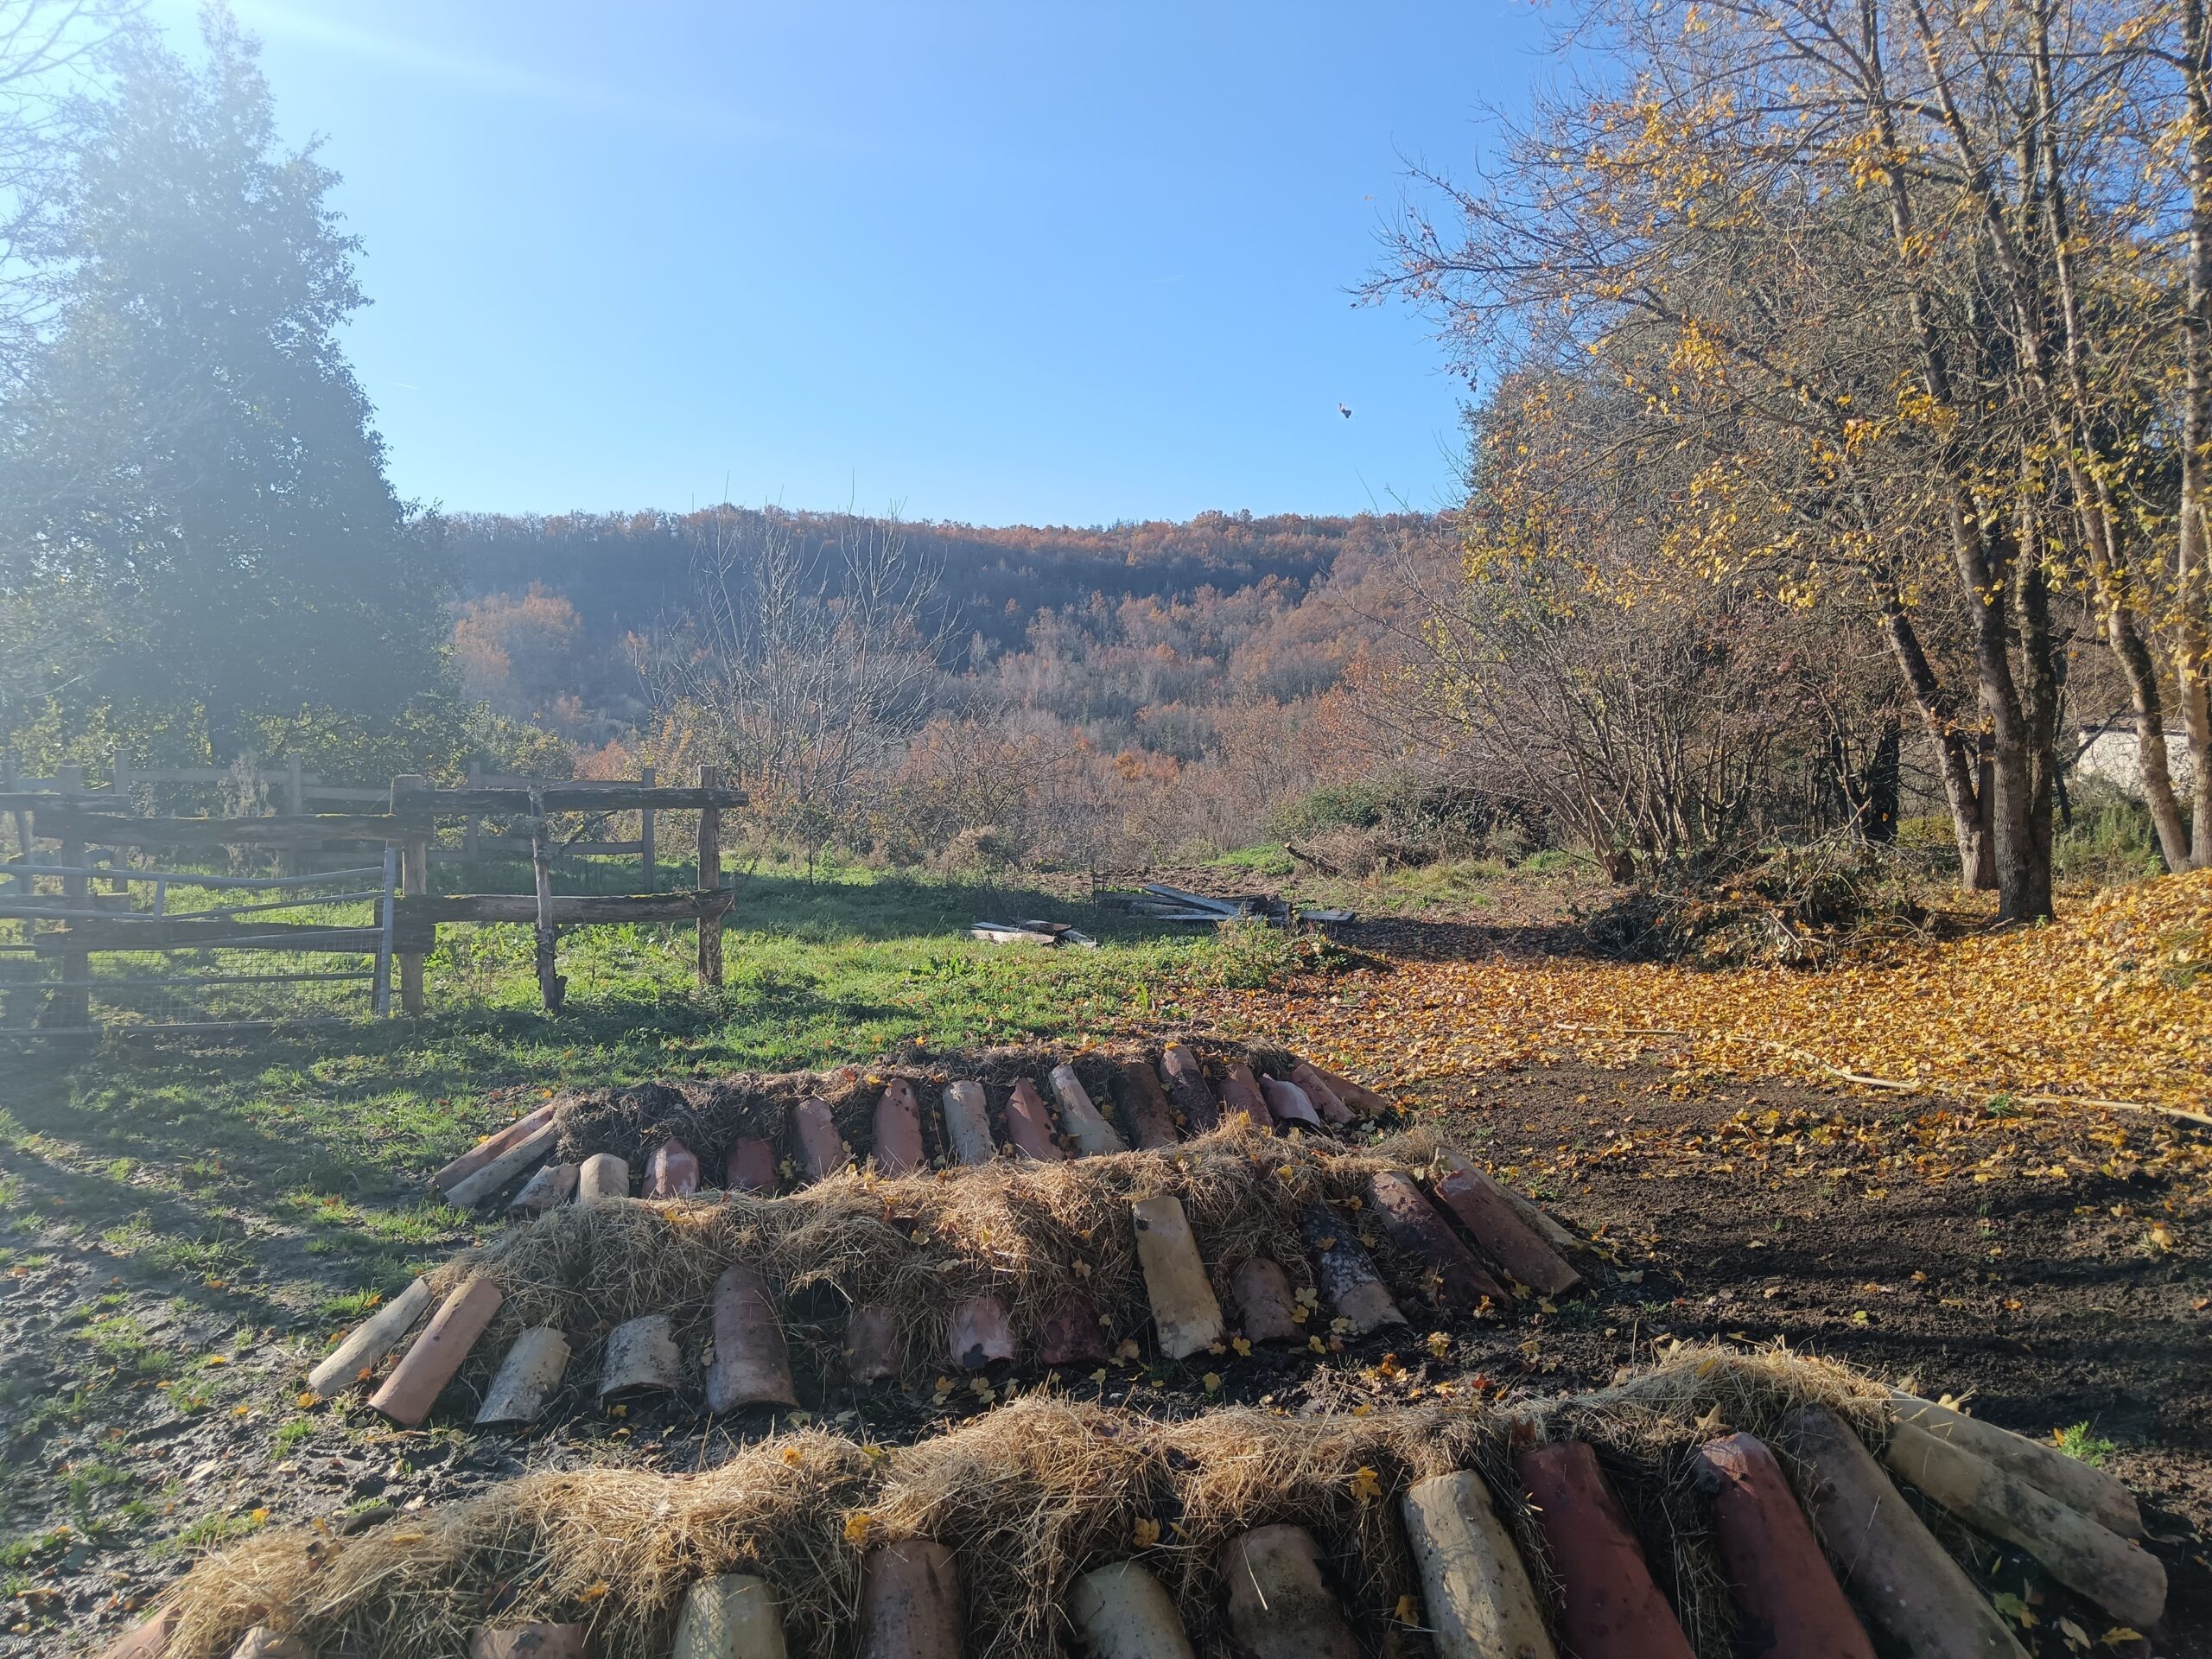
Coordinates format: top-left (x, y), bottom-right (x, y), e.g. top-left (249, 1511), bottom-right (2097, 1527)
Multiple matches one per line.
top-left (1203, 870), bottom-right (2212, 1116)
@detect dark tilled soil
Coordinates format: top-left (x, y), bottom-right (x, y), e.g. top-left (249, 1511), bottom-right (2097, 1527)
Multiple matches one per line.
top-left (1416, 1061), bottom-right (2212, 1656)
top-left (14, 1060), bottom-right (2209, 1656)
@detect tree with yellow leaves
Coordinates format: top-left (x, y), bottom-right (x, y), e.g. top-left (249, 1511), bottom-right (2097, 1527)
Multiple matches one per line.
top-left (1375, 0), bottom-right (2212, 918)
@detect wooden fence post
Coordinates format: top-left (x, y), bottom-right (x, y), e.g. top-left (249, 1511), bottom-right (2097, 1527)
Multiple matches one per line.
top-left (527, 786), bottom-right (565, 1013)
top-left (639, 765), bottom-right (655, 890)
top-left (393, 774), bottom-right (429, 1015)
top-left (696, 765), bottom-right (724, 988)
top-left (3, 756), bottom-right (26, 894)
top-left (55, 765), bottom-right (88, 1029)
top-left (283, 754), bottom-right (306, 875)
top-left (464, 760), bottom-right (481, 862)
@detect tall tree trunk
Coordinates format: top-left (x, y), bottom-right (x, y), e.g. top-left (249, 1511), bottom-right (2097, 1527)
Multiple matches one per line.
top-left (2069, 496), bottom-right (2191, 868)
top-left (1859, 716), bottom-right (1901, 843)
top-left (2017, 511), bottom-right (2059, 912)
top-left (1952, 504), bottom-right (2049, 921)
top-left (2103, 589), bottom-right (2190, 871)
top-left (2177, 500), bottom-right (2212, 861)
top-left (1880, 599), bottom-right (1990, 889)
top-left (2031, 13), bottom-right (2194, 869)
top-left (2177, 0), bottom-right (2212, 865)
top-left (1858, 20), bottom-right (2024, 901)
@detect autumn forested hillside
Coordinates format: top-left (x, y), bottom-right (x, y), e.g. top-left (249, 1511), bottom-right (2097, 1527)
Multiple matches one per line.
top-left (442, 507), bottom-right (1458, 865)
top-left (449, 508), bottom-right (1437, 661)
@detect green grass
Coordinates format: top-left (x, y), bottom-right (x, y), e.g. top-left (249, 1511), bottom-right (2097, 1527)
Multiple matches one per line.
top-left (0, 864), bottom-right (1327, 1335)
top-left (79, 1312), bottom-right (174, 1377)
top-left (1204, 843), bottom-right (1599, 922)
top-left (1209, 844), bottom-right (1298, 878)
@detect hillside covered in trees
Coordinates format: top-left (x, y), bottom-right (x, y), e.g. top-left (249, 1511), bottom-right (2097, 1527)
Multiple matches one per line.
top-left (441, 507), bottom-right (1456, 867)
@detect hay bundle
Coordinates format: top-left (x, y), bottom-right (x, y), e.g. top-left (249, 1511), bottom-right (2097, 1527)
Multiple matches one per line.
top-left (153, 1345), bottom-right (1888, 1659)
top-left (425, 1122), bottom-right (1427, 1395)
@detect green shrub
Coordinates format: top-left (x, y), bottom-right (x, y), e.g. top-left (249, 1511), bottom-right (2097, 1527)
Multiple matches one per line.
top-left (1270, 774), bottom-right (1545, 867)
top-left (2054, 780), bottom-right (2164, 887)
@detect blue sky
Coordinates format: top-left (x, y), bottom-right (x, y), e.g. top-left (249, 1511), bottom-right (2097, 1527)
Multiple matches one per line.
top-left (148, 1), bottom-right (1549, 524)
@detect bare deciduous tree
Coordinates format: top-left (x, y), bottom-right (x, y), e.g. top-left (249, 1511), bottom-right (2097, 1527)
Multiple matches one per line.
top-left (639, 508), bottom-right (952, 863)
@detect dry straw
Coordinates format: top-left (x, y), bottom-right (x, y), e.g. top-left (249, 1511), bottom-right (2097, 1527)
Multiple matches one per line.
top-left (426, 1120), bottom-right (1404, 1392)
top-left (159, 1344), bottom-right (1885, 1659)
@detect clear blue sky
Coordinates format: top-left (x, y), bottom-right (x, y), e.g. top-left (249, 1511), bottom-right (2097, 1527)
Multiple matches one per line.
top-left (148, 1), bottom-right (1549, 525)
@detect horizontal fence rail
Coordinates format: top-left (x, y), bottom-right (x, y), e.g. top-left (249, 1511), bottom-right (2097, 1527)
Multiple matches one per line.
top-left (0, 850), bottom-right (396, 1036)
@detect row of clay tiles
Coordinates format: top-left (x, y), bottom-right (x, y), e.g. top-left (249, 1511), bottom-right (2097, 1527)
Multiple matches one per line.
top-left (128, 1389), bottom-right (2158, 1659)
top-left (429, 1046), bottom-right (1389, 1213)
top-left (306, 1140), bottom-right (1583, 1428)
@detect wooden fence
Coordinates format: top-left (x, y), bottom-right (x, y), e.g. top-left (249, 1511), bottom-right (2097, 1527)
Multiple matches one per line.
top-left (1, 766), bottom-right (746, 1024)
top-left (383, 771), bottom-right (741, 1013)
top-left (2, 756), bottom-right (672, 884)
top-left (0, 833), bottom-right (395, 1034)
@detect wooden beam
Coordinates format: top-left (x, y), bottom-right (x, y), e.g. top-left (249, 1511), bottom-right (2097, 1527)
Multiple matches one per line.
top-left (394, 776), bottom-right (429, 1015)
top-left (425, 836), bottom-right (645, 857)
top-left (33, 805), bottom-right (407, 849)
top-left (395, 889), bottom-right (735, 927)
top-left (404, 785), bottom-right (747, 814)
top-left (54, 812), bottom-right (87, 1029)
top-left (529, 788), bottom-right (564, 1014)
top-left (391, 887), bottom-right (731, 951)
top-left (696, 763), bottom-right (724, 988)
top-left (32, 918), bottom-right (385, 954)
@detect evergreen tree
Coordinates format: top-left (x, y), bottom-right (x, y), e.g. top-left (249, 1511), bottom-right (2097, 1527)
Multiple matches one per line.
top-left (0, 6), bottom-right (447, 756)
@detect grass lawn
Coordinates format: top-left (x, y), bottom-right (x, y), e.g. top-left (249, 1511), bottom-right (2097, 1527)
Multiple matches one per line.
top-left (0, 860), bottom-right (1344, 1643)
top-left (1, 861), bottom-right (1319, 1292)
top-left (1205, 841), bottom-right (1606, 924)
